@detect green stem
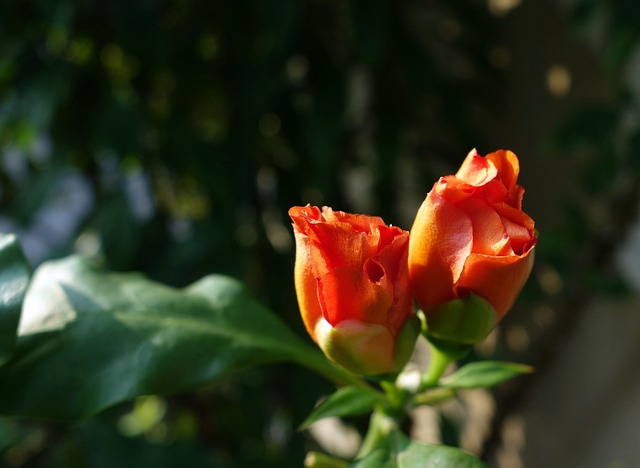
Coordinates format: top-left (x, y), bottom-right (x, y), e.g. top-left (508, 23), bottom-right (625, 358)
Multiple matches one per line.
top-left (376, 381), bottom-right (409, 423)
top-left (419, 342), bottom-right (453, 391)
top-left (412, 387), bottom-right (455, 406)
top-left (356, 409), bottom-right (397, 459)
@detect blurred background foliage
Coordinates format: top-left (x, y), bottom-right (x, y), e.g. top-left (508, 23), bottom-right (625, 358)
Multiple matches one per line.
top-left (1, 0), bottom-right (640, 466)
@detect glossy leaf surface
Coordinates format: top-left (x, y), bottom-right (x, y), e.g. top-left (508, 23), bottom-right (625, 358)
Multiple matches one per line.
top-left (0, 256), bottom-right (339, 420)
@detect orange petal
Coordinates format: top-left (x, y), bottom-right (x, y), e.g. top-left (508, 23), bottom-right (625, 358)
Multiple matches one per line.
top-left (374, 233), bottom-right (412, 331)
top-left (292, 230), bottom-right (325, 342)
top-left (455, 248), bottom-right (535, 318)
top-left (485, 149), bottom-right (520, 191)
top-left (322, 206), bottom-right (386, 233)
top-left (289, 204), bottom-right (321, 231)
top-left (318, 264), bottom-right (393, 326)
top-left (457, 197), bottom-right (510, 256)
top-left (493, 202), bottom-right (536, 255)
top-left (311, 220), bottom-right (381, 270)
top-left (438, 174), bottom-right (508, 206)
top-left (371, 230), bottom-right (407, 286)
top-left (409, 191), bottom-right (473, 309)
top-left (455, 149), bottom-right (499, 186)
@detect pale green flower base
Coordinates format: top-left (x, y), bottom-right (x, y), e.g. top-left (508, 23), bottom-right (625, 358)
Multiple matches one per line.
top-left (315, 316), bottom-right (421, 376)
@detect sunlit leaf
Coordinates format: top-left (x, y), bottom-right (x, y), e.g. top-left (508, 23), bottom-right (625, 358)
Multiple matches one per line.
top-left (0, 234), bottom-right (30, 366)
top-left (439, 361), bottom-right (533, 389)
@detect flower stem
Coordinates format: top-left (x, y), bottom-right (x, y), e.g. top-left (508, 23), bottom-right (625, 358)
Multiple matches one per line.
top-left (419, 342), bottom-right (453, 391)
top-left (356, 409), bottom-right (397, 459)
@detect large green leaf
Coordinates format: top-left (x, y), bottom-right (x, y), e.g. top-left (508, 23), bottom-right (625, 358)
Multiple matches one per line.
top-left (351, 426), bottom-right (486, 468)
top-left (0, 256), bottom-right (352, 420)
top-left (0, 234), bottom-right (31, 366)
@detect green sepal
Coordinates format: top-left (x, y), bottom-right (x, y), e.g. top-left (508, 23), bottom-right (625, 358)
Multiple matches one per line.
top-left (392, 315), bottom-right (421, 370)
top-left (423, 294), bottom-right (497, 346)
top-left (299, 386), bottom-right (384, 430)
top-left (440, 361), bottom-right (534, 389)
top-left (318, 315), bottom-right (420, 377)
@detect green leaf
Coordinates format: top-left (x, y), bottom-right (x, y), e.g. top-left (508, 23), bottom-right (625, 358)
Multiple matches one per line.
top-left (300, 386), bottom-right (383, 429)
top-left (351, 425), bottom-right (486, 468)
top-left (394, 441), bottom-right (486, 468)
top-left (439, 361), bottom-right (534, 389)
top-left (0, 256), bottom-right (350, 420)
top-left (0, 234), bottom-right (31, 366)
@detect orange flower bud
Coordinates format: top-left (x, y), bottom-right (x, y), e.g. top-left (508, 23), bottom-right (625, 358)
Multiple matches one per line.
top-left (408, 149), bottom-right (536, 343)
top-left (289, 205), bottom-right (419, 376)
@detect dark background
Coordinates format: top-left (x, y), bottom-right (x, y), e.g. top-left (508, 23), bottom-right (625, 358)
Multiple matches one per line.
top-left (0, 0), bottom-right (639, 466)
